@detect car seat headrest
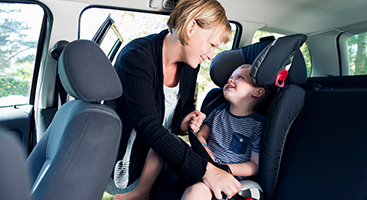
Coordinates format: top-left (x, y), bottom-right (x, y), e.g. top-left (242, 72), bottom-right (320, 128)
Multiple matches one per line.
top-left (58, 40), bottom-right (123, 102)
top-left (210, 34), bottom-right (307, 88)
top-left (286, 48), bottom-right (307, 85)
top-left (210, 36), bottom-right (275, 88)
top-left (250, 34), bottom-right (307, 87)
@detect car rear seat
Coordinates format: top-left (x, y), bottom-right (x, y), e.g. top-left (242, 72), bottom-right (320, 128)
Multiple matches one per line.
top-left (273, 83), bottom-right (367, 199)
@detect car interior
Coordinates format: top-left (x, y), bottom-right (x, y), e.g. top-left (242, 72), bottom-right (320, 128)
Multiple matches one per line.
top-left (1, 0), bottom-right (367, 199)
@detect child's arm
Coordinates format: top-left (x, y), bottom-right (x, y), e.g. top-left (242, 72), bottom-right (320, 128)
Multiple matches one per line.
top-left (196, 124), bottom-right (215, 160)
top-left (227, 151), bottom-right (259, 177)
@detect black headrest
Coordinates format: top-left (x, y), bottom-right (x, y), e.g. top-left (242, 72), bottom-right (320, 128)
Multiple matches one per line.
top-left (250, 34), bottom-right (307, 87)
top-left (286, 48), bottom-right (307, 85)
top-left (210, 34), bottom-right (307, 88)
top-left (210, 36), bottom-right (275, 88)
top-left (58, 40), bottom-right (122, 102)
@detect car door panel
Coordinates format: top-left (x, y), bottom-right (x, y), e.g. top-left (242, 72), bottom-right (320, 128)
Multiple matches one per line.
top-left (0, 105), bottom-right (34, 155)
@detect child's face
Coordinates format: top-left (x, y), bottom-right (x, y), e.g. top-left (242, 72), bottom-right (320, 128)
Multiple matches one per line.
top-left (223, 67), bottom-right (258, 103)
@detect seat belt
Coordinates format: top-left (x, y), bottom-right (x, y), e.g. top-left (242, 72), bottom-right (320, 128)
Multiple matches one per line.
top-left (53, 71), bottom-right (67, 105)
top-left (50, 40), bottom-right (69, 106)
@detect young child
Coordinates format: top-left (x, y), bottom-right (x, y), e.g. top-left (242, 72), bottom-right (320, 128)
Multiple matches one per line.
top-left (181, 64), bottom-right (268, 199)
top-left (113, 64), bottom-right (268, 200)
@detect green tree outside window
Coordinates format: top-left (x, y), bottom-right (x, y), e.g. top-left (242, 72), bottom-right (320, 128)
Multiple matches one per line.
top-left (0, 3), bottom-right (42, 107)
top-left (348, 32), bottom-right (367, 75)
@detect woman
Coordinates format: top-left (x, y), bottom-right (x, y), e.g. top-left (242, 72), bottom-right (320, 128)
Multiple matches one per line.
top-left (106, 0), bottom-right (241, 199)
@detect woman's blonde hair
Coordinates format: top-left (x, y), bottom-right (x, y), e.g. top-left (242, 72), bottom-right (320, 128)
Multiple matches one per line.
top-left (167, 0), bottom-right (232, 45)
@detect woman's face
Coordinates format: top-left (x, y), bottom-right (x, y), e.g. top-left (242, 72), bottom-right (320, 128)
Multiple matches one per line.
top-left (183, 21), bottom-right (224, 68)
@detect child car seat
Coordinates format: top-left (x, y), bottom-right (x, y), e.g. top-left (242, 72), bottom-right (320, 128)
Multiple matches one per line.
top-left (201, 36), bottom-right (275, 116)
top-left (200, 34), bottom-right (307, 200)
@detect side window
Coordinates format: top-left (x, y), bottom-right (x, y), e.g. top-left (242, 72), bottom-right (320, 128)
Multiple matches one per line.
top-left (80, 8), bottom-right (169, 64)
top-left (347, 32), bottom-right (367, 75)
top-left (0, 2), bottom-right (43, 107)
top-left (253, 30), bottom-right (312, 77)
top-left (79, 8), bottom-right (239, 109)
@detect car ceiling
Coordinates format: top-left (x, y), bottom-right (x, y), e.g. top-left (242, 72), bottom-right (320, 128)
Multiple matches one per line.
top-left (51, 0), bottom-right (367, 35)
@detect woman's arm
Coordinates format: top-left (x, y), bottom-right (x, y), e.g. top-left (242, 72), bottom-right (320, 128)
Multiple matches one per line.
top-left (227, 151), bottom-right (259, 177)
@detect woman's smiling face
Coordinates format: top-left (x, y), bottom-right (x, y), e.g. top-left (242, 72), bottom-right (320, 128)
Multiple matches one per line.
top-left (183, 20), bottom-right (224, 68)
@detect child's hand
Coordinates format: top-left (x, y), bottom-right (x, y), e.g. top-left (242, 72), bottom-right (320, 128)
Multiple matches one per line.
top-left (180, 110), bottom-right (206, 133)
top-left (189, 110), bottom-right (206, 133)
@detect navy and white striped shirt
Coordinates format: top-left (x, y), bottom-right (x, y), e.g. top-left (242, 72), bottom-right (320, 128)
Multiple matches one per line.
top-left (205, 103), bottom-right (264, 166)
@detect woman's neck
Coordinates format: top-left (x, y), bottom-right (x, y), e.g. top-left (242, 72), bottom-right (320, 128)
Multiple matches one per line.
top-left (162, 32), bottom-right (182, 87)
top-left (163, 32), bottom-right (183, 62)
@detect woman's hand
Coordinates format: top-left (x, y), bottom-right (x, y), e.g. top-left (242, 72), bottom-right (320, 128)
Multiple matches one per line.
top-left (180, 110), bottom-right (206, 133)
top-left (202, 162), bottom-right (241, 199)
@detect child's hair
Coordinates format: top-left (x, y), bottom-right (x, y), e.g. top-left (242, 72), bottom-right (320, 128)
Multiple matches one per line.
top-left (167, 0), bottom-right (232, 45)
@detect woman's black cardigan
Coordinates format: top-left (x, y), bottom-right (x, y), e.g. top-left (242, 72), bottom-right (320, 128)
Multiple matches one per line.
top-left (111, 30), bottom-right (207, 185)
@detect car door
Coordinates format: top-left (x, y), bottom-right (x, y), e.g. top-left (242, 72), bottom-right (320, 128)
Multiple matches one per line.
top-left (0, 1), bottom-right (49, 155)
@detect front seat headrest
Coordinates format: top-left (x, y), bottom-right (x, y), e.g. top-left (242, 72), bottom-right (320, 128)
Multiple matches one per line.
top-left (58, 40), bottom-right (123, 102)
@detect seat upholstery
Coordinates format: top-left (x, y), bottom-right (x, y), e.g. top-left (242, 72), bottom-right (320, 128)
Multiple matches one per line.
top-left (0, 130), bottom-right (31, 200)
top-left (257, 48), bottom-right (307, 200)
top-left (274, 88), bottom-right (367, 200)
top-left (25, 40), bottom-right (123, 200)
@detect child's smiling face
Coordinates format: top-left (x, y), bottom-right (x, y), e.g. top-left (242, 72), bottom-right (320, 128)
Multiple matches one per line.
top-left (223, 66), bottom-right (258, 104)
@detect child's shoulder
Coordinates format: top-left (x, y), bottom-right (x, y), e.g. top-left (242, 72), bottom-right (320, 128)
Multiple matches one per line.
top-left (206, 102), bottom-right (230, 119)
top-left (251, 111), bottom-right (266, 122)
top-left (216, 102), bottom-right (230, 111)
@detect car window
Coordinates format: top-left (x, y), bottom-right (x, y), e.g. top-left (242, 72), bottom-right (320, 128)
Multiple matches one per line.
top-left (253, 30), bottom-right (312, 77)
top-left (347, 32), bottom-right (367, 75)
top-left (0, 2), bottom-right (43, 107)
top-left (79, 8), bottom-right (170, 64)
top-left (79, 7), bottom-right (239, 109)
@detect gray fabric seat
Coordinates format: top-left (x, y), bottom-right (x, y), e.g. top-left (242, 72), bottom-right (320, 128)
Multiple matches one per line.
top-left (25, 40), bottom-right (123, 200)
top-left (0, 131), bottom-right (31, 200)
